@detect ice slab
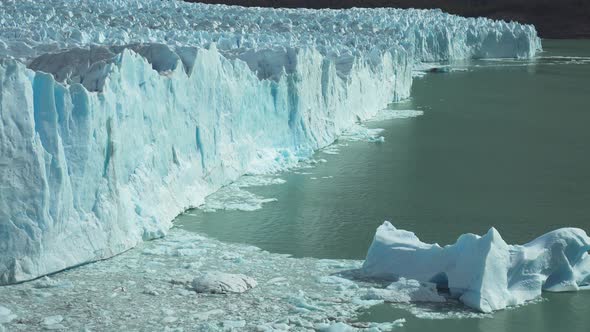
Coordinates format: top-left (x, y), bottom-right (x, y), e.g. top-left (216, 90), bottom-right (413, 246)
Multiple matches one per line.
top-left (363, 278), bottom-right (446, 303)
top-left (362, 222), bottom-right (590, 312)
top-left (191, 271), bottom-right (257, 294)
top-left (0, 306), bottom-right (16, 324)
top-left (197, 175), bottom-right (284, 212)
top-left (367, 109), bottom-right (424, 122)
top-left (316, 320), bottom-right (406, 331)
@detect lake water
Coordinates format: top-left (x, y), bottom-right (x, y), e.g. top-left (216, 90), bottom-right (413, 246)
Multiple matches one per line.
top-left (177, 40), bottom-right (590, 331)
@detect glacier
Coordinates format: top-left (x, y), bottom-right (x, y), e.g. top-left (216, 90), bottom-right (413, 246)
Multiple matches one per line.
top-left (0, 0), bottom-right (541, 284)
top-left (362, 222), bottom-right (590, 312)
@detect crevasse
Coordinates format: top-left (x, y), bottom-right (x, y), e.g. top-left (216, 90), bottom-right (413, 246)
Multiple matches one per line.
top-left (0, 0), bottom-right (541, 284)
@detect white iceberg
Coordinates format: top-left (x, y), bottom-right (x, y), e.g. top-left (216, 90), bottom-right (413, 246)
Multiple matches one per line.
top-left (362, 222), bottom-right (590, 312)
top-left (0, 0), bottom-right (541, 284)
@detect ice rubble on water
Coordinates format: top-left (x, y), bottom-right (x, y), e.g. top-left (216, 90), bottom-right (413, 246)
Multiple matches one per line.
top-left (0, 0), bottom-right (541, 284)
top-left (0, 229), bottom-right (426, 331)
top-left (191, 271), bottom-right (258, 294)
top-left (362, 222), bottom-right (590, 312)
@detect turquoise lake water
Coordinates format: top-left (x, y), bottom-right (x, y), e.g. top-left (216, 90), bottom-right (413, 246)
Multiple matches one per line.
top-left (177, 40), bottom-right (590, 332)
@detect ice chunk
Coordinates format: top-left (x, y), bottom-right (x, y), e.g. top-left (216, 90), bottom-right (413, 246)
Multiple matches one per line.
top-left (192, 309), bottom-right (225, 321)
top-left (198, 175), bottom-right (284, 212)
top-left (317, 322), bottom-right (356, 332)
top-left (316, 320), bottom-right (405, 332)
top-left (42, 315), bottom-right (65, 330)
top-left (339, 125), bottom-right (386, 143)
top-left (368, 109), bottom-right (424, 122)
top-left (33, 276), bottom-right (72, 289)
top-left (198, 185), bottom-right (278, 212)
top-left (366, 319), bottom-right (406, 330)
top-left (0, 306), bottom-right (16, 324)
top-left (191, 272), bottom-right (257, 294)
top-left (362, 222), bottom-right (590, 312)
top-left (223, 320), bottom-right (246, 329)
top-left (363, 278), bottom-right (445, 303)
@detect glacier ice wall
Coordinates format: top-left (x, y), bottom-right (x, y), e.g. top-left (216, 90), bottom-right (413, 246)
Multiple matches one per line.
top-left (362, 222), bottom-right (590, 312)
top-left (0, 0), bottom-right (540, 284)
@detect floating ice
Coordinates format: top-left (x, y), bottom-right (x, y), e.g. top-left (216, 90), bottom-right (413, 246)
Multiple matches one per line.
top-left (0, 229), bottom-right (413, 330)
top-left (317, 322), bottom-right (361, 331)
top-left (197, 175), bottom-right (285, 212)
top-left (41, 315), bottom-right (65, 330)
top-left (368, 109), bottom-right (424, 122)
top-left (0, 306), bottom-right (16, 324)
top-left (322, 145), bottom-right (343, 155)
top-left (0, 0), bottom-right (541, 284)
top-left (362, 222), bottom-right (590, 312)
top-left (233, 175), bottom-right (286, 187)
top-left (198, 185), bottom-right (278, 212)
top-left (363, 278), bottom-right (446, 303)
top-left (339, 125), bottom-right (386, 143)
top-left (191, 271), bottom-right (257, 294)
top-left (5, 225), bottom-right (580, 330)
top-left (316, 320), bottom-right (406, 332)
top-left (223, 320), bottom-right (246, 329)
top-left (33, 276), bottom-right (73, 289)
top-left (192, 309), bottom-right (225, 321)
top-left (338, 109), bottom-right (423, 143)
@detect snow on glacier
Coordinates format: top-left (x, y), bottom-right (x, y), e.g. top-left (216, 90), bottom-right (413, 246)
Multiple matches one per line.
top-left (0, 0), bottom-right (541, 284)
top-left (362, 222), bottom-right (590, 312)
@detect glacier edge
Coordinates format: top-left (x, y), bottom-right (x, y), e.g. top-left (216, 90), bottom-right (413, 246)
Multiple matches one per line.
top-left (0, 45), bottom-right (410, 284)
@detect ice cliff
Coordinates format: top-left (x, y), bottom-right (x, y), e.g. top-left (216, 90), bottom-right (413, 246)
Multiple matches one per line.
top-left (363, 222), bottom-right (590, 312)
top-left (0, 0), bottom-right (541, 284)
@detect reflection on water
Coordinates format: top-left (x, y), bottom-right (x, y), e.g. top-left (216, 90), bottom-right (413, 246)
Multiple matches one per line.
top-left (177, 40), bottom-right (590, 331)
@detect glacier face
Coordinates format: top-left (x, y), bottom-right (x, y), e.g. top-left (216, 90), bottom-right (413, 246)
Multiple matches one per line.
top-left (0, 0), bottom-right (540, 285)
top-left (362, 222), bottom-right (590, 312)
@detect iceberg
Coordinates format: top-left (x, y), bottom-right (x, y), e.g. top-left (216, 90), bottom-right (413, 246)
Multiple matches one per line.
top-left (191, 271), bottom-right (257, 294)
top-left (0, 0), bottom-right (541, 284)
top-left (362, 222), bottom-right (590, 312)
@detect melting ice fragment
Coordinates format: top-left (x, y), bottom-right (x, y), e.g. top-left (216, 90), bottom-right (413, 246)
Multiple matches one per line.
top-left (368, 109), bottom-right (424, 122)
top-left (363, 277), bottom-right (446, 303)
top-left (41, 315), bottom-right (65, 330)
top-left (197, 175), bottom-right (285, 212)
top-left (0, 306), bottom-right (16, 324)
top-left (191, 271), bottom-right (257, 294)
top-left (362, 222), bottom-right (590, 312)
top-left (316, 320), bottom-right (406, 331)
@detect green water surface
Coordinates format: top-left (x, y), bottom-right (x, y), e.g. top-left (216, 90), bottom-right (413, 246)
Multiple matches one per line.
top-left (177, 40), bottom-right (590, 332)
